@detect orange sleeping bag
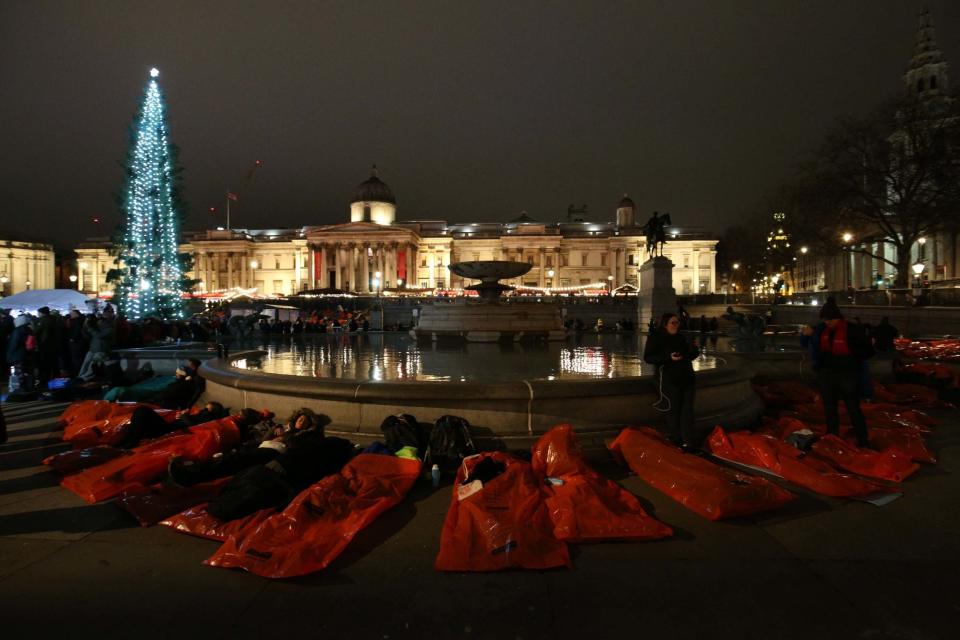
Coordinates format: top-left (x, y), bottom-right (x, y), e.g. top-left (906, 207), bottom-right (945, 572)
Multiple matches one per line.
top-left (810, 435), bottom-right (919, 483)
top-left (117, 478), bottom-right (234, 527)
top-left (60, 400), bottom-right (178, 448)
top-left (435, 452), bottom-right (571, 572)
top-left (161, 505), bottom-right (275, 542)
top-left (531, 425), bottom-right (672, 543)
top-left (706, 427), bottom-right (893, 498)
top-left (60, 417), bottom-right (240, 503)
top-left (609, 427), bottom-right (794, 520)
top-left (205, 454), bottom-right (421, 578)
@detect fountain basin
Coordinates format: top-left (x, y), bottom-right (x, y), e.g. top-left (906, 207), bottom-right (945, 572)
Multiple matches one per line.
top-left (201, 350), bottom-right (763, 456)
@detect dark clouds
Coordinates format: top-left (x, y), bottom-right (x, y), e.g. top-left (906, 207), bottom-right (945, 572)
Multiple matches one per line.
top-left (1, 0), bottom-right (956, 247)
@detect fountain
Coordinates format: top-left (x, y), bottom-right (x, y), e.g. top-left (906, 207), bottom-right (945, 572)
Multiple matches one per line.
top-left (199, 261), bottom-right (766, 455)
top-left (412, 261), bottom-right (566, 342)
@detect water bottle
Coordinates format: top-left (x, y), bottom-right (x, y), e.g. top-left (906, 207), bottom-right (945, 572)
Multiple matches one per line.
top-left (431, 464), bottom-right (441, 487)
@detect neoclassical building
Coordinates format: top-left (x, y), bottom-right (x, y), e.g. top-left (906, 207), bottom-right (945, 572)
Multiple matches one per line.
top-left (0, 236), bottom-right (55, 297)
top-left (77, 168), bottom-right (718, 298)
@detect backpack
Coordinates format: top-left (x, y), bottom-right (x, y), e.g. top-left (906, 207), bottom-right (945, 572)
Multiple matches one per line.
top-left (426, 415), bottom-right (476, 472)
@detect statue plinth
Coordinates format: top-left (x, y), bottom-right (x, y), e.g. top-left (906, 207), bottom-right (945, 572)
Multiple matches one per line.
top-left (637, 256), bottom-right (676, 330)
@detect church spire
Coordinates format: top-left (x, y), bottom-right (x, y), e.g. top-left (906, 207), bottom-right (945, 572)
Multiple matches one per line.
top-left (903, 7), bottom-right (949, 100)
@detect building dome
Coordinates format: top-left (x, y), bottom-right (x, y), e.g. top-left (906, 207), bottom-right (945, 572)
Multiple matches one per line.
top-left (352, 165), bottom-right (395, 204)
top-left (618, 193), bottom-right (635, 209)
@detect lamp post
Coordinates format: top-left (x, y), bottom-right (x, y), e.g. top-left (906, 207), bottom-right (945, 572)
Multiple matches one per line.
top-left (547, 269), bottom-right (555, 292)
top-left (0, 274), bottom-right (8, 297)
top-left (912, 261), bottom-right (925, 294)
top-left (607, 274), bottom-right (614, 297)
top-left (69, 274), bottom-right (78, 288)
top-left (841, 233), bottom-right (854, 293)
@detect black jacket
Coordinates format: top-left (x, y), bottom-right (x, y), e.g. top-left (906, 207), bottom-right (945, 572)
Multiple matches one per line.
top-left (643, 330), bottom-right (696, 384)
top-left (272, 434), bottom-right (355, 490)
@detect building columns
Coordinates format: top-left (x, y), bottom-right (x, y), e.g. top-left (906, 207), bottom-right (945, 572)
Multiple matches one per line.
top-left (692, 250), bottom-right (700, 294)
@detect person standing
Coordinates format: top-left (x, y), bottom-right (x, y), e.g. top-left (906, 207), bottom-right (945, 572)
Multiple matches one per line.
top-left (35, 307), bottom-right (62, 386)
top-left (66, 310), bottom-right (88, 377)
top-left (644, 313), bottom-right (698, 451)
top-left (6, 315), bottom-right (35, 394)
top-left (801, 306), bottom-right (872, 447)
top-left (77, 315), bottom-right (113, 381)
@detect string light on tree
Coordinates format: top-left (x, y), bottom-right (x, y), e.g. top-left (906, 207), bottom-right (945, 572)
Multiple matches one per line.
top-left (112, 67), bottom-right (194, 319)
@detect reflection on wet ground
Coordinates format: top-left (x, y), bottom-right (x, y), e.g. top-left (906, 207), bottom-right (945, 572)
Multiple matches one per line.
top-left (234, 332), bottom-right (800, 383)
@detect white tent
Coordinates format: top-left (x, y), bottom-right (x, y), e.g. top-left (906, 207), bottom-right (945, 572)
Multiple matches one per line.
top-left (0, 289), bottom-right (95, 315)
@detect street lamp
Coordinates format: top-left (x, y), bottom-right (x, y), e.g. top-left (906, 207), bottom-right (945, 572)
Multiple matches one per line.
top-left (607, 274), bottom-right (614, 297)
top-left (25, 280), bottom-right (32, 290)
top-left (69, 274), bottom-right (78, 287)
top-left (249, 259), bottom-right (258, 269)
top-left (842, 232), bottom-right (853, 243)
top-left (917, 237), bottom-right (927, 245)
top-left (912, 261), bottom-right (925, 293)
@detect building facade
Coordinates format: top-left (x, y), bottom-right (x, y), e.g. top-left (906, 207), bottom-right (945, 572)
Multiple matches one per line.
top-left (76, 169), bottom-right (718, 299)
top-left (0, 238), bottom-right (56, 297)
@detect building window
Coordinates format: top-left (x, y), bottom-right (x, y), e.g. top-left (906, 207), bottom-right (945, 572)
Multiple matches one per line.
top-left (600, 253), bottom-right (607, 267)
top-left (681, 279), bottom-right (692, 294)
top-left (683, 254), bottom-right (690, 268)
top-left (363, 205), bottom-right (371, 222)
top-left (273, 279), bottom-right (283, 293)
top-left (917, 78), bottom-right (924, 93)
top-left (628, 254), bottom-right (635, 266)
top-left (560, 278), bottom-right (570, 286)
top-left (275, 255), bottom-right (281, 270)
top-left (560, 254), bottom-right (568, 267)
top-left (546, 256), bottom-right (553, 268)
top-left (436, 279), bottom-right (445, 289)
top-left (581, 253), bottom-right (587, 266)
top-left (421, 258), bottom-right (428, 267)
top-left (580, 279), bottom-right (590, 285)
top-left (930, 75), bottom-right (937, 90)
top-left (420, 280), bottom-right (429, 288)
top-left (473, 253), bottom-right (480, 261)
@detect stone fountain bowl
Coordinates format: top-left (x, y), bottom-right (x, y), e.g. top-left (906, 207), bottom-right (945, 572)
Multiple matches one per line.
top-left (449, 260), bottom-right (531, 282)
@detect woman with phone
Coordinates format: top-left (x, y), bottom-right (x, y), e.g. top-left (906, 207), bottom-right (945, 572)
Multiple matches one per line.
top-left (643, 312), bottom-right (699, 451)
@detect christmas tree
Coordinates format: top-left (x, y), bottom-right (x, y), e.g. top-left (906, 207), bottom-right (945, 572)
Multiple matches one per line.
top-left (112, 68), bottom-right (192, 319)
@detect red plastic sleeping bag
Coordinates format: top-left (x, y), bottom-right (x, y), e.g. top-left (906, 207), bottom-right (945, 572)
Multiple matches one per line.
top-left (706, 427), bottom-right (891, 498)
top-left (60, 417), bottom-right (241, 503)
top-left (43, 445), bottom-right (129, 475)
top-left (609, 427), bottom-right (794, 520)
top-left (117, 478), bottom-right (234, 526)
top-left (205, 454), bottom-right (421, 578)
top-left (160, 505), bottom-right (275, 542)
top-left (810, 435), bottom-right (919, 483)
top-left (60, 401), bottom-right (178, 448)
top-left (435, 452), bottom-right (571, 572)
top-left (530, 425), bottom-right (672, 543)
top-left (873, 382), bottom-right (942, 407)
top-left (765, 416), bottom-right (936, 465)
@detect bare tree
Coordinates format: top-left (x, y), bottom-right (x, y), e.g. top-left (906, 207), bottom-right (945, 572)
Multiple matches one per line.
top-left (797, 97), bottom-right (960, 287)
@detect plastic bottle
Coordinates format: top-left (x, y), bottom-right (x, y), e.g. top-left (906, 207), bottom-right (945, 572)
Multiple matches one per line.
top-left (431, 464), bottom-right (441, 487)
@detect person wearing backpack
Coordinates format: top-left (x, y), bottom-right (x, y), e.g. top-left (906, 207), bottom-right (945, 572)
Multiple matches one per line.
top-left (800, 306), bottom-right (872, 447)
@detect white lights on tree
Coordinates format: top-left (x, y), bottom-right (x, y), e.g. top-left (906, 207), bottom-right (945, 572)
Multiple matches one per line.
top-left (114, 68), bottom-right (188, 319)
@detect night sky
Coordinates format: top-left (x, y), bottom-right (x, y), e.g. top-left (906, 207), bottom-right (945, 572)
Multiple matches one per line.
top-left (2, 0), bottom-right (958, 248)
